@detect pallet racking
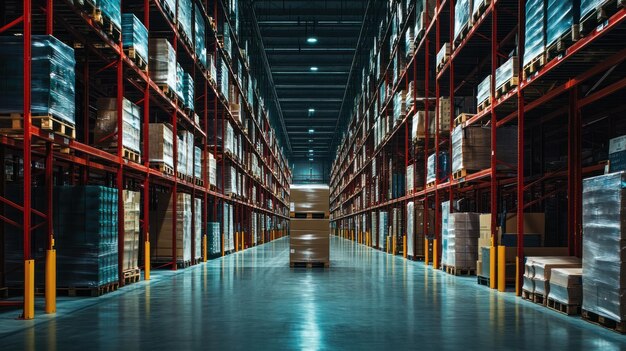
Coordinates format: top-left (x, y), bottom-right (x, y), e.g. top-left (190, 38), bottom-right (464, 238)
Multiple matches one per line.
top-left (0, 0), bottom-right (291, 319)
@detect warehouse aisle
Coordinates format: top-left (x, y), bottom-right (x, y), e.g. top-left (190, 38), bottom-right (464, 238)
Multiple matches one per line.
top-left (1, 236), bottom-right (626, 349)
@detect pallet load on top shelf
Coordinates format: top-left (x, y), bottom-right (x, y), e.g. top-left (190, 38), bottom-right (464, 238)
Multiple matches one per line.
top-left (122, 14), bottom-right (149, 69)
top-left (194, 3), bottom-right (207, 69)
top-left (99, 0), bottom-right (122, 32)
top-left (523, 0), bottom-right (546, 76)
top-left (150, 38), bottom-right (176, 96)
top-left (444, 213), bottom-right (480, 273)
top-left (454, 0), bottom-right (471, 45)
top-left (94, 98), bottom-right (142, 160)
top-left (582, 172), bottom-right (626, 326)
top-left (148, 123), bottom-right (174, 172)
top-left (177, 0), bottom-right (193, 46)
top-left (150, 192), bottom-right (192, 266)
top-left (194, 198), bottom-right (202, 261)
top-left (547, 0), bottom-right (581, 55)
top-left (0, 35), bottom-right (76, 126)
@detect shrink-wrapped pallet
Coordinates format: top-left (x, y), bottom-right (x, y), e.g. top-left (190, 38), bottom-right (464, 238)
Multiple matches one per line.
top-left (546, 0), bottom-right (580, 48)
top-left (446, 213), bottom-right (480, 269)
top-left (194, 198), bottom-right (202, 260)
top-left (122, 14), bottom-right (149, 65)
top-left (208, 222), bottom-right (221, 255)
top-left (454, 0), bottom-right (471, 43)
top-left (99, 0), bottom-right (121, 30)
top-left (523, 0), bottom-right (546, 66)
top-left (122, 190), bottom-right (141, 272)
top-left (150, 38), bottom-right (176, 92)
top-left (177, 0), bottom-right (193, 43)
top-left (379, 211), bottom-right (389, 250)
top-left (412, 111), bottom-right (435, 140)
top-left (94, 97), bottom-right (142, 154)
top-left (441, 201), bottom-right (451, 266)
top-left (548, 268), bottom-right (583, 305)
top-left (148, 123), bottom-right (174, 168)
top-left (194, 3), bottom-right (208, 68)
top-left (495, 57), bottom-right (519, 90)
top-left (477, 75), bottom-right (491, 106)
top-left (151, 192), bottom-right (192, 264)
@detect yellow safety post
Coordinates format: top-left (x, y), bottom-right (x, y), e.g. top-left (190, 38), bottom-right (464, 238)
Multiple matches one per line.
top-left (392, 236), bottom-right (397, 255)
top-left (24, 259), bottom-right (35, 320)
top-left (222, 234), bottom-right (225, 256)
top-left (403, 236), bottom-right (407, 258)
top-left (433, 239), bottom-right (438, 269)
top-left (425, 238), bottom-right (429, 265)
top-left (203, 235), bottom-right (208, 262)
top-left (516, 256), bottom-right (521, 296)
top-left (45, 249), bottom-right (56, 314)
top-left (386, 237), bottom-right (390, 253)
top-left (241, 232), bottom-right (245, 251)
top-left (490, 246), bottom-right (497, 289)
top-left (235, 232), bottom-right (239, 252)
top-left (498, 246), bottom-right (506, 292)
top-left (144, 241), bottom-right (151, 280)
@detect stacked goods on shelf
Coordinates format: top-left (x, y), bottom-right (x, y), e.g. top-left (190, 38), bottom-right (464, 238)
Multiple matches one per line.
top-left (393, 91), bottom-right (406, 122)
top-left (426, 151), bottom-right (450, 184)
top-left (122, 190), bottom-right (141, 274)
top-left (476, 214), bottom-right (492, 279)
top-left (436, 44), bottom-right (451, 70)
top-left (477, 75), bottom-right (491, 109)
top-left (406, 164), bottom-right (414, 193)
top-left (582, 172), bottom-right (626, 323)
top-left (99, 0), bottom-right (122, 31)
top-left (494, 56), bottom-right (519, 94)
top-left (445, 213), bottom-right (480, 271)
top-left (160, 0), bottom-right (177, 21)
top-left (392, 208), bottom-right (403, 253)
top-left (207, 222), bottom-right (221, 256)
top-left (185, 132), bottom-right (194, 176)
top-left (223, 203), bottom-right (234, 251)
top-left (548, 268), bottom-right (583, 307)
top-left (177, 0), bottom-right (193, 44)
top-left (546, 0), bottom-right (580, 50)
top-left (609, 135), bottom-right (626, 172)
top-left (194, 198), bottom-right (202, 260)
top-left (454, 0), bottom-right (471, 44)
top-left (411, 110), bottom-right (435, 140)
top-left (177, 135), bottom-right (187, 176)
top-left (380, 211), bottom-right (389, 250)
top-left (371, 212), bottom-right (378, 247)
top-left (451, 124), bottom-right (517, 176)
top-left (148, 123), bottom-right (174, 170)
top-left (150, 192), bottom-right (192, 264)
top-left (225, 166), bottom-right (238, 197)
top-left (415, 0), bottom-right (436, 40)
top-left (439, 98), bottom-right (451, 133)
top-left (4, 185), bottom-right (119, 289)
top-left (523, 0), bottom-right (546, 70)
top-left (122, 14), bottom-right (149, 67)
top-left (205, 152), bottom-right (217, 186)
top-left (225, 120), bottom-right (235, 154)
top-left (194, 146), bottom-right (202, 180)
top-left (183, 73), bottom-right (194, 110)
top-left (0, 35), bottom-right (76, 126)
top-left (440, 201), bottom-right (451, 267)
top-left (522, 256), bottom-right (582, 301)
top-left (217, 56), bottom-right (230, 100)
top-left (175, 63), bottom-right (185, 101)
top-left (94, 98), bottom-right (142, 157)
top-left (150, 39), bottom-right (176, 94)
top-left (194, 4), bottom-right (207, 68)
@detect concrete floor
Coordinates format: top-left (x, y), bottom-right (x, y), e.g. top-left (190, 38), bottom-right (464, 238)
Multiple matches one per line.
top-left (1, 236), bottom-right (625, 350)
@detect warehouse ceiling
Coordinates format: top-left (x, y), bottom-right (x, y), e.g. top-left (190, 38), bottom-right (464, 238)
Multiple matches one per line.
top-left (253, 0), bottom-right (366, 161)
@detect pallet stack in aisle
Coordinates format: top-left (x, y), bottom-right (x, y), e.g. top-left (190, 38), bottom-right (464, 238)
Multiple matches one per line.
top-left (150, 191), bottom-right (192, 268)
top-left (122, 190), bottom-right (141, 282)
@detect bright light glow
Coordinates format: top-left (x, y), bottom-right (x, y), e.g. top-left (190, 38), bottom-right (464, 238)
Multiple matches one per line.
top-left (308, 129), bottom-right (315, 133)
top-left (309, 158), bottom-right (314, 161)
top-left (307, 37), bottom-right (318, 44)
top-left (308, 108), bottom-right (315, 113)
top-left (309, 149), bottom-right (314, 153)
top-left (308, 139), bottom-right (313, 142)
top-left (310, 66), bottom-right (318, 71)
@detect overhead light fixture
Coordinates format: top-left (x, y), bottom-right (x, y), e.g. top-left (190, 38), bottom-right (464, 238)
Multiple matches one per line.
top-left (307, 37), bottom-right (318, 44)
top-left (309, 149), bottom-right (314, 153)
top-left (309, 158), bottom-right (314, 161)
top-left (308, 108), bottom-right (315, 113)
top-left (308, 129), bottom-right (315, 133)
top-left (310, 66), bottom-right (318, 71)
top-left (308, 139), bottom-right (313, 143)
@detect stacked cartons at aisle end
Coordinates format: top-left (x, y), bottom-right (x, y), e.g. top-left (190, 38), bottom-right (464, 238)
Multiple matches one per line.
top-left (446, 213), bottom-right (480, 272)
top-left (548, 268), bottom-right (583, 309)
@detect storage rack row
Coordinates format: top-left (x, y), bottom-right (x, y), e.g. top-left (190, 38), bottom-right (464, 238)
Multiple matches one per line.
top-left (0, 0), bottom-right (291, 319)
top-left (330, 0), bottom-right (626, 294)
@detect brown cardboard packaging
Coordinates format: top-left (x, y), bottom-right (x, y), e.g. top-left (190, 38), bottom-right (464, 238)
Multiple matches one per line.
top-left (290, 219), bottom-right (330, 264)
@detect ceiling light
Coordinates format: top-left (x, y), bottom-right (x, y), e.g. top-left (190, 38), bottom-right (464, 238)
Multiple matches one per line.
top-left (308, 108), bottom-right (315, 113)
top-left (308, 129), bottom-right (315, 133)
top-left (309, 149), bottom-right (314, 153)
top-left (307, 37), bottom-right (318, 44)
top-left (309, 158), bottom-right (314, 161)
top-left (310, 66), bottom-right (318, 71)
top-left (308, 139), bottom-right (313, 142)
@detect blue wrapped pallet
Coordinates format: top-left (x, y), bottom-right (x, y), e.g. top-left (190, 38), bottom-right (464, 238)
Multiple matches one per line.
top-left (122, 13), bottom-right (149, 67)
top-left (194, 3), bottom-right (208, 69)
top-left (0, 35), bottom-right (76, 125)
top-left (160, 0), bottom-right (177, 21)
top-left (176, 62), bottom-right (185, 101)
top-left (177, 0), bottom-right (193, 44)
top-left (523, 0), bottom-right (546, 67)
top-left (98, 0), bottom-right (121, 31)
top-left (546, 0), bottom-right (581, 48)
top-left (454, 0), bottom-right (471, 44)
top-left (477, 74), bottom-right (491, 107)
top-left (183, 72), bottom-right (194, 110)
top-left (581, 0), bottom-right (610, 20)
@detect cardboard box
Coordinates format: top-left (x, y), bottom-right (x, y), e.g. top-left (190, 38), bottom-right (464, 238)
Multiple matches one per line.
top-left (290, 219), bottom-right (330, 264)
top-left (290, 184), bottom-right (329, 214)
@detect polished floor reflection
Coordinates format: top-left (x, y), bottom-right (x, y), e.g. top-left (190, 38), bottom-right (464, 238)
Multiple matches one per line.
top-left (1, 236), bottom-right (626, 350)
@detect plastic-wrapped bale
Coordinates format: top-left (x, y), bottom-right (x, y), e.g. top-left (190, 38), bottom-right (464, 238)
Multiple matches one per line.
top-left (582, 172), bottom-right (626, 322)
top-left (194, 3), bottom-right (208, 69)
top-left (176, 63), bottom-right (185, 101)
top-left (495, 56), bottom-right (519, 91)
top-left (0, 35), bottom-right (76, 125)
top-left (94, 98), bottom-right (142, 155)
top-left (183, 72), bottom-right (194, 110)
top-left (122, 14), bottom-right (149, 67)
top-left (98, 0), bottom-right (121, 31)
top-left (531, 257), bottom-right (582, 296)
top-left (451, 125), bottom-right (517, 174)
top-left (150, 191), bottom-right (192, 264)
top-left (454, 0), bottom-right (471, 44)
top-left (546, 0), bottom-right (580, 49)
top-left (379, 211), bottom-right (389, 250)
top-left (194, 198), bottom-right (202, 260)
top-left (194, 147), bottom-right (202, 179)
top-left (122, 190), bottom-right (140, 273)
top-left (148, 123), bottom-right (174, 169)
top-left (208, 222), bottom-right (221, 255)
top-left (523, 0), bottom-right (546, 67)
top-left (441, 201), bottom-right (451, 266)
top-left (177, 135), bottom-right (187, 176)
top-left (548, 268), bottom-right (583, 305)
top-left (427, 154), bottom-right (436, 184)
top-left (150, 39), bottom-right (176, 93)
top-left (477, 75), bottom-right (491, 107)
top-left (177, 0), bottom-right (193, 45)
top-left (446, 213), bottom-right (480, 269)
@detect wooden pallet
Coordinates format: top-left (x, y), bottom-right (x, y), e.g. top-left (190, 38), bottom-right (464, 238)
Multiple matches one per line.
top-left (547, 298), bottom-right (581, 316)
top-left (123, 268), bottom-right (141, 284)
top-left (426, 181), bottom-right (436, 189)
top-left (454, 113), bottom-right (475, 128)
top-left (436, 59), bottom-right (449, 73)
top-left (443, 264), bottom-right (475, 276)
top-left (104, 147), bottom-right (141, 163)
top-left (195, 178), bottom-right (205, 187)
top-left (454, 23), bottom-right (471, 47)
top-left (522, 54), bottom-right (546, 80)
top-left (472, 0), bottom-right (491, 24)
top-left (158, 84), bottom-right (177, 100)
top-left (124, 47), bottom-right (148, 71)
top-left (546, 27), bottom-right (581, 61)
top-left (151, 162), bottom-right (175, 176)
top-left (477, 99), bottom-right (491, 113)
top-left (161, 0), bottom-right (176, 23)
top-left (176, 171), bottom-right (186, 180)
top-left (495, 77), bottom-right (519, 98)
top-left (477, 275), bottom-right (490, 287)
top-left (582, 309), bottom-right (626, 333)
top-left (100, 13), bottom-right (121, 43)
top-left (290, 261), bottom-right (330, 268)
top-left (0, 113), bottom-right (76, 139)
top-left (521, 290), bottom-right (546, 305)
top-left (452, 168), bottom-right (468, 180)
top-left (580, 0), bottom-right (625, 36)
top-left (57, 282), bottom-right (119, 297)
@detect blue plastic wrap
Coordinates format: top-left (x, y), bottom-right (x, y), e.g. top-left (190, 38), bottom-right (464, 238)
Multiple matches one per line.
top-left (161, 0), bottom-right (177, 21)
top-left (441, 201), bottom-right (451, 266)
top-left (454, 0), bottom-right (470, 42)
top-left (546, 0), bottom-right (580, 47)
top-left (178, 0), bottom-right (193, 42)
top-left (94, 98), bottom-right (142, 153)
top-left (495, 56), bottom-right (518, 89)
top-left (183, 72), bottom-right (194, 110)
top-left (150, 38), bottom-right (176, 92)
top-left (176, 62), bottom-right (185, 101)
top-left (581, 0), bottom-right (608, 19)
top-left (0, 35), bottom-right (76, 125)
top-left (98, 0), bottom-right (121, 30)
top-left (194, 4), bottom-right (208, 68)
top-left (523, 0), bottom-right (545, 66)
top-left (122, 14), bottom-right (149, 65)
top-left (379, 211), bottom-right (389, 250)
top-left (477, 75), bottom-right (491, 106)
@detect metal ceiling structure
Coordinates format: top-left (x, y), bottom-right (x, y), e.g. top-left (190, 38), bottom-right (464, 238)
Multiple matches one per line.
top-left (253, 0), bottom-right (367, 162)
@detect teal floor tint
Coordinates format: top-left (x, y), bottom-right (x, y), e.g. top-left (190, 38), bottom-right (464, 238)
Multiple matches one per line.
top-left (1, 236), bottom-right (625, 350)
